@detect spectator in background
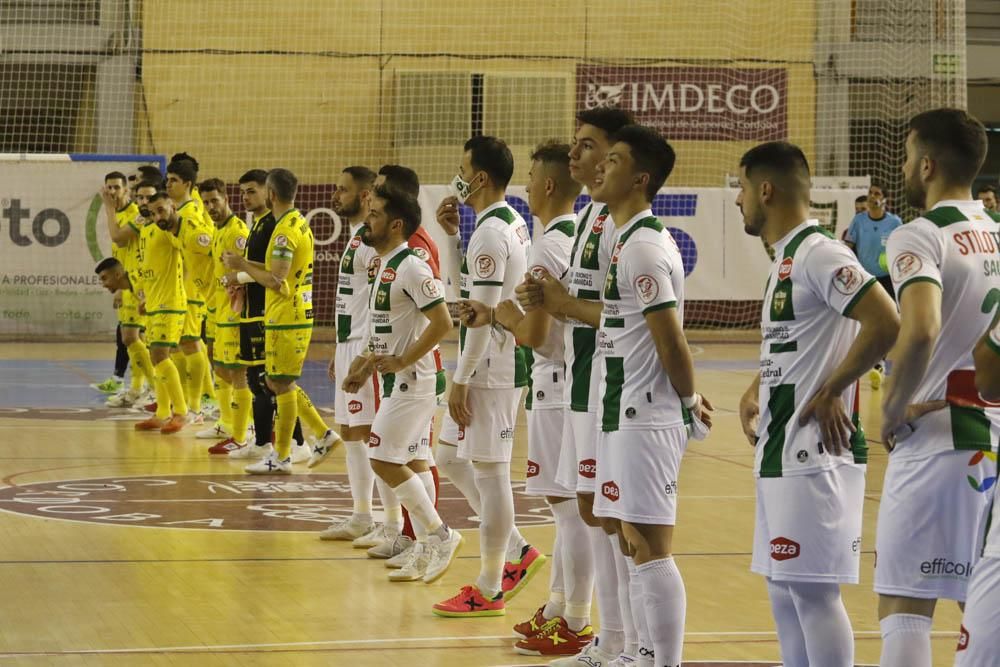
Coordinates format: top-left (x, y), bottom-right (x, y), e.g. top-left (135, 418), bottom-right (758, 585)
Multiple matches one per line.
top-left (977, 183), bottom-right (997, 212)
top-left (854, 195), bottom-right (868, 214)
top-left (845, 182), bottom-right (902, 389)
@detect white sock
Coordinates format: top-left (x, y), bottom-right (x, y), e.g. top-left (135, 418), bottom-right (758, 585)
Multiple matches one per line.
top-left (507, 527), bottom-right (529, 562)
top-left (610, 534), bottom-right (637, 657)
top-left (391, 474), bottom-right (445, 540)
top-left (552, 499), bottom-right (593, 629)
top-left (879, 613), bottom-right (932, 667)
top-left (636, 557), bottom-right (686, 667)
top-left (627, 557), bottom-right (651, 660)
top-left (344, 440), bottom-right (374, 518)
top-left (417, 470), bottom-right (436, 505)
top-left (543, 590), bottom-right (565, 622)
top-left (590, 525), bottom-right (625, 654)
top-left (544, 507), bottom-right (566, 620)
top-left (375, 477), bottom-right (403, 533)
top-left (788, 581), bottom-right (853, 667)
top-left (437, 443), bottom-right (482, 514)
top-left (473, 461), bottom-right (514, 598)
top-left (766, 578), bottom-right (808, 667)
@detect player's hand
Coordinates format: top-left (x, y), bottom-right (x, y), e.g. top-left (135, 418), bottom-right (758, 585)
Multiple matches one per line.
top-left (448, 382), bottom-right (472, 427)
top-left (739, 387), bottom-right (760, 446)
top-left (222, 251), bottom-right (244, 270)
top-left (327, 354), bottom-right (336, 382)
top-left (686, 394), bottom-right (714, 440)
top-left (99, 185), bottom-right (117, 208)
top-left (535, 272), bottom-right (570, 315)
top-left (373, 355), bottom-right (405, 374)
top-left (436, 196), bottom-right (461, 236)
top-left (880, 399), bottom-right (947, 453)
top-left (494, 300), bottom-right (523, 331)
top-left (220, 271), bottom-right (239, 287)
top-left (457, 299), bottom-right (490, 328)
top-left (515, 273), bottom-right (544, 312)
top-left (799, 390), bottom-right (854, 457)
top-left (342, 355), bottom-right (374, 393)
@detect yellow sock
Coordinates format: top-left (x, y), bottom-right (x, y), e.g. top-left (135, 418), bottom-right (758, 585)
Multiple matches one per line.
top-left (216, 376), bottom-right (233, 429)
top-left (274, 391), bottom-right (298, 460)
top-left (232, 387), bottom-right (253, 444)
top-left (127, 341), bottom-right (152, 393)
top-left (201, 347), bottom-right (216, 400)
top-left (185, 352), bottom-right (206, 413)
top-left (295, 386), bottom-right (329, 439)
top-left (153, 377), bottom-right (171, 420)
top-left (171, 350), bottom-right (188, 400)
top-left (155, 358), bottom-right (188, 416)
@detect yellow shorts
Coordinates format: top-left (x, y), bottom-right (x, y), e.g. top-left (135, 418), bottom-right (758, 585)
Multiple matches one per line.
top-left (265, 326), bottom-right (313, 380)
top-left (146, 312), bottom-right (185, 348)
top-left (118, 290), bottom-right (144, 329)
top-left (182, 301), bottom-right (206, 341)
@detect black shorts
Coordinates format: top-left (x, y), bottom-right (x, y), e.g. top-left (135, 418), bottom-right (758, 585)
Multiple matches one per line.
top-left (239, 320), bottom-right (266, 366)
top-left (876, 274), bottom-right (896, 302)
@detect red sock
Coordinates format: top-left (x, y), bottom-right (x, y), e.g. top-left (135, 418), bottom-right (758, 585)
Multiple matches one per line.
top-left (401, 507), bottom-right (415, 539)
top-left (431, 465), bottom-right (440, 508)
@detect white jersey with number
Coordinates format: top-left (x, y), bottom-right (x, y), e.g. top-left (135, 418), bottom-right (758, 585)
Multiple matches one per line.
top-left (457, 201), bottom-right (531, 389)
top-left (755, 220), bottom-right (875, 478)
top-left (885, 200), bottom-right (1000, 463)
top-left (562, 202), bottom-right (617, 413)
top-left (525, 214), bottom-right (576, 411)
top-left (597, 210), bottom-right (685, 432)
top-left (335, 222), bottom-right (379, 343)
top-left (368, 243), bottom-right (445, 398)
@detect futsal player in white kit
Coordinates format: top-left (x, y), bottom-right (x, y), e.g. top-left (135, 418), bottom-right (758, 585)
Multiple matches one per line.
top-left (876, 108), bottom-right (1000, 667)
top-left (736, 141), bottom-right (899, 667)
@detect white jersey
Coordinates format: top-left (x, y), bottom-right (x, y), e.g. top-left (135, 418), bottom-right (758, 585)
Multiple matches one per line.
top-left (755, 220), bottom-right (874, 478)
top-left (597, 210), bottom-right (686, 432)
top-left (335, 222), bottom-right (379, 343)
top-left (563, 202), bottom-right (617, 413)
top-left (983, 320), bottom-right (1000, 558)
top-left (368, 243), bottom-right (445, 398)
top-left (525, 214), bottom-right (576, 411)
top-left (886, 200), bottom-right (1000, 463)
top-left (457, 201), bottom-right (531, 389)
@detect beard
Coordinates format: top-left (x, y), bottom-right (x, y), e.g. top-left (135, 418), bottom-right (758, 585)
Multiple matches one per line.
top-left (903, 172), bottom-right (926, 210)
top-left (742, 208), bottom-right (765, 237)
top-left (360, 223), bottom-right (376, 246)
top-left (337, 197), bottom-right (361, 219)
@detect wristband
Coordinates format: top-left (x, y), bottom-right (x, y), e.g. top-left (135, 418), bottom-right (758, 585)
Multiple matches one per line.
top-left (237, 271), bottom-right (253, 284)
top-left (681, 394), bottom-right (700, 409)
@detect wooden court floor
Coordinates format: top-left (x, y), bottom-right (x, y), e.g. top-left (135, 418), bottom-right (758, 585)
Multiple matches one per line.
top-left (0, 337), bottom-right (965, 666)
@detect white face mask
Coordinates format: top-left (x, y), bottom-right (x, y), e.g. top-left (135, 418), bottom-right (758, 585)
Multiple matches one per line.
top-left (451, 172), bottom-right (481, 205)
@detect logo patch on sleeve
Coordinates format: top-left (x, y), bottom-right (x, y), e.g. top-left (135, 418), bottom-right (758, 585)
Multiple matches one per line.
top-left (235, 237), bottom-right (247, 250)
top-left (421, 278), bottom-right (441, 299)
top-left (197, 233), bottom-right (211, 247)
top-left (412, 246), bottom-right (430, 261)
top-left (273, 234), bottom-right (288, 248)
top-left (891, 252), bottom-right (922, 282)
top-left (635, 274), bottom-right (659, 304)
top-left (475, 254), bottom-right (496, 278)
top-left (832, 265), bottom-right (863, 295)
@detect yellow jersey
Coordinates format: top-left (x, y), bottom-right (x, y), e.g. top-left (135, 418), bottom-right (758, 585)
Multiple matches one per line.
top-left (175, 199), bottom-right (215, 306)
top-left (211, 213), bottom-right (250, 314)
top-left (139, 220), bottom-right (186, 314)
top-left (264, 208), bottom-right (314, 328)
top-left (111, 202), bottom-right (142, 287)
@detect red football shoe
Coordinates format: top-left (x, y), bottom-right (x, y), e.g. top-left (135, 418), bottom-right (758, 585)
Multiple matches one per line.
top-left (514, 618), bottom-right (594, 656)
top-left (208, 438), bottom-right (245, 455)
top-left (135, 416), bottom-right (166, 431)
top-left (160, 413), bottom-right (188, 435)
top-left (513, 605), bottom-right (554, 639)
top-left (501, 545), bottom-right (547, 601)
top-left (144, 401), bottom-right (157, 413)
top-left (432, 585), bottom-right (504, 618)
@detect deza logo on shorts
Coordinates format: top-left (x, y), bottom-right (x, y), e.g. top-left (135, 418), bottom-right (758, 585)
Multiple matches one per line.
top-left (770, 537), bottom-right (800, 561)
top-left (601, 481), bottom-right (620, 501)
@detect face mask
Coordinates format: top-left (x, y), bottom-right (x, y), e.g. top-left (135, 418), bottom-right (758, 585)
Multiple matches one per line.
top-left (451, 172), bottom-right (481, 205)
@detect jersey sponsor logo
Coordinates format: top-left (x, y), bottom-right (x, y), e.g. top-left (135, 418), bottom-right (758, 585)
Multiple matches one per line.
top-left (421, 278), bottom-right (441, 299)
top-left (348, 400), bottom-right (363, 414)
top-left (601, 481), bottom-right (620, 501)
top-left (891, 252), bottom-right (922, 282)
top-left (664, 480), bottom-right (677, 495)
top-left (457, 424), bottom-right (466, 441)
top-left (592, 214), bottom-right (607, 234)
top-left (236, 237), bottom-right (247, 250)
top-left (526, 460), bottom-right (539, 478)
top-left (635, 274), bottom-right (659, 304)
top-left (769, 536), bottom-right (800, 561)
top-left (368, 433), bottom-right (381, 448)
top-left (349, 236), bottom-right (362, 249)
top-left (500, 427), bottom-right (514, 440)
top-left (967, 451), bottom-right (998, 493)
top-left (579, 458), bottom-right (597, 478)
top-left (197, 233), bottom-right (211, 247)
top-left (380, 268), bottom-right (397, 284)
top-left (832, 265), bottom-right (864, 295)
top-left (412, 246), bottom-right (429, 261)
top-left (920, 558), bottom-right (972, 577)
top-left (957, 625), bottom-right (969, 651)
top-left (274, 234), bottom-right (288, 248)
top-left (368, 257), bottom-right (381, 281)
top-left (777, 257), bottom-right (793, 281)
top-left (475, 254), bottom-right (496, 278)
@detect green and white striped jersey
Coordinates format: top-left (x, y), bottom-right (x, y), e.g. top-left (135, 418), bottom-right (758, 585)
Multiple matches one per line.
top-left (597, 210), bottom-right (686, 432)
top-left (755, 220), bottom-right (874, 478)
top-left (335, 222), bottom-right (378, 343)
top-left (885, 200), bottom-right (1000, 462)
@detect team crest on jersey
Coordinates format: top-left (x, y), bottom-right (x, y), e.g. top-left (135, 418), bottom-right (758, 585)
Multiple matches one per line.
top-left (771, 288), bottom-right (789, 316)
top-left (832, 265), bottom-right (863, 295)
top-left (380, 268), bottom-right (397, 284)
top-left (592, 214), bottom-right (607, 234)
top-left (368, 258), bottom-right (381, 281)
top-left (582, 240), bottom-right (596, 264)
top-left (350, 236), bottom-right (362, 249)
top-left (635, 274), bottom-right (659, 304)
top-left (274, 234), bottom-right (288, 248)
top-left (777, 257), bottom-right (793, 281)
top-left (475, 254), bottom-right (496, 278)
top-left (421, 278), bottom-right (441, 299)
top-left (412, 246), bottom-right (429, 261)
top-left (891, 252), bottom-right (922, 282)
top-left (197, 233), bottom-right (211, 247)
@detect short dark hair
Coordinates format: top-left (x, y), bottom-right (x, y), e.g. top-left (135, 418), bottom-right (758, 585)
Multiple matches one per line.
top-left (134, 180), bottom-right (160, 193)
top-left (149, 190), bottom-right (172, 204)
top-left (739, 141), bottom-right (811, 203)
top-left (855, 195), bottom-right (868, 204)
top-left (576, 107), bottom-right (635, 138)
top-left (530, 140), bottom-right (582, 200)
top-left (610, 125), bottom-right (676, 201)
top-left (266, 168), bottom-right (298, 202)
top-left (464, 135), bottom-right (514, 189)
top-left (977, 183), bottom-right (998, 197)
top-left (374, 183), bottom-right (422, 238)
top-left (166, 159), bottom-right (197, 185)
top-left (199, 178), bottom-right (226, 195)
top-left (378, 164), bottom-right (420, 198)
top-left (238, 169), bottom-right (268, 186)
top-left (105, 171), bottom-right (127, 183)
top-left (94, 257), bottom-right (122, 274)
top-left (170, 152), bottom-right (199, 173)
top-left (908, 108), bottom-right (987, 187)
top-left (342, 166), bottom-right (377, 189)
top-left (870, 181), bottom-right (886, 195)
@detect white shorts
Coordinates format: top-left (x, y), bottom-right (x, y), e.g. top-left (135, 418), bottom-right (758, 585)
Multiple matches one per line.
top-left (555, 410), bottom-right (599, 494)
top-left (334, 339), bottom-right (378, 427)
top-left (456, 386), bottom-right (522, 464)
top-left (525, 407), bottom-right (574, 498)
top-left (955, 556), bottom-right (1000, 665)
top-left (368, 393), bottom-right (437, 465)
top-left (751, 464), bottom-right (865, 584)
top-left (439, 411), bottom-right (459, 445)
top-left (874, 449), bottom-right (992, 601)
top-left (592, 425), bottom-right (686, 525)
